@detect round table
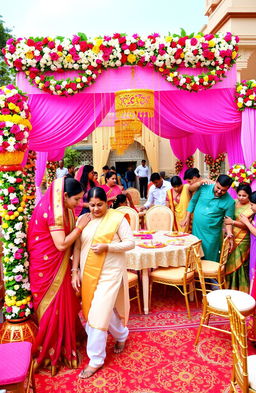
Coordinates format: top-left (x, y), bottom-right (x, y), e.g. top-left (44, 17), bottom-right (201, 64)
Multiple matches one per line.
top-left (126, 231), bottom-right (201, 314)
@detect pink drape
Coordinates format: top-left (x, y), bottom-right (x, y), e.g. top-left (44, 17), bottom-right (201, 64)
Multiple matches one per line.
top-left (35, 152), bottom-right (48, 204)
top-left (241, 109), bottom-right (256, 191)
top-left (27, 93), bottom-right (113, 152)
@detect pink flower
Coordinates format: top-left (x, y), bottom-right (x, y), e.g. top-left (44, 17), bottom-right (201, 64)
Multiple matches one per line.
top-left (10, 124), bottom-right (20, 134)
top-left (50, 52), bottom-right (59, 61)
top-left (190, 38), bottom-right (198, 46)
top-left (150, 55), bottom-right (157, 62)
top-left (1, 108), bottom-right (11, 115)
top-left (15, 274), bottom-right (23, 282)
top-left (137, 40), bottom-right (145, 47)
top-left (11, 197), bottom-right (19, 204)
top-left (15, 131), bottom-right (25, 141)
top-left (6, 306), bottom-right (12, 313)
top-left (72, 35), bottom-right (80, 45)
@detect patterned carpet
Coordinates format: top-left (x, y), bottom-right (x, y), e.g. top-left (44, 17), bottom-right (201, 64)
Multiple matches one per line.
top-left (34, 288), bottom-right (253, 393)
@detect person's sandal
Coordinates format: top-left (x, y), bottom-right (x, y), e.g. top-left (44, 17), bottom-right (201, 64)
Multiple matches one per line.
top-left (78, 365), bottom-right (102, 379)
top-left (113, 341), bottom-right (126, 354)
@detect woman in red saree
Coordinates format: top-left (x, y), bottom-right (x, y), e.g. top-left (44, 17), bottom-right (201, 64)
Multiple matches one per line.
top-left (28, 177), bottom-right (90, 375)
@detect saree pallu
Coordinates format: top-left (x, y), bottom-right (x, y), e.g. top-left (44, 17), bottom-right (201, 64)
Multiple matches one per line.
top-left (226, 204), bottom-right (253, 293)
top-left (28, 178), bottom-right (81, 368)
top-left (167, 184), bottom-right (191, 233)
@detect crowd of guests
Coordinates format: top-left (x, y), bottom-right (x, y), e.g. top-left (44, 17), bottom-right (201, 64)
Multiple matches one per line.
top-left (27, 160), bottom-right (256, 378)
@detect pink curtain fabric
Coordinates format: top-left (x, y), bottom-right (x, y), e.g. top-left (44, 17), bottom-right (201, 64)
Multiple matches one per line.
top-left (27, 93), bottom-right (113, 152)
top-left (35, 152), bottom-right (48, 204)
top-left (241, 109), bottom-right (256, 191)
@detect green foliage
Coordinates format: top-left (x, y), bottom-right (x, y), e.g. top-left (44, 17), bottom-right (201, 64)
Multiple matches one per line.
top-left (64, 146), bottom-right (81, 167)
top-left (0, 15), bottom-right (14, 86)
top-left (77, 32), bottom-right (88, 41)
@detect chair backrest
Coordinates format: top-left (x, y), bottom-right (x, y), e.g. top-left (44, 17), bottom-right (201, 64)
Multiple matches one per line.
top-left (116, 206), bottom-right (140, 231)
top-left (227, 296), bottom-right (249, 392)
top-left (219, 236), bottom-right (230, 268)
top-left (126, 188), bottom-right (141, 205)
top-left (193, 244), bottom-right (208, 302)
top-left (145, 205), bottom-right (174, 231)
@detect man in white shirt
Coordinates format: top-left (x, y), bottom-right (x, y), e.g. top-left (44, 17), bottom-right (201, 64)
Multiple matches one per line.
top-left (56, 160), bottom-right (68, 178)
top-left (134, 160), bottom-right (149, 199)
top-left (140, 172), bottom-right (171, 211)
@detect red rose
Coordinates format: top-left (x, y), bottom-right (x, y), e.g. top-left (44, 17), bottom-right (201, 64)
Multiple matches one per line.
top-left (121, 54), bottom-right (127, 64)
top-left (16, 178), bottom-right (23, 183)
top-left (20, 304), bottom-right (26, 309)
top-left (129, 43), bottom-right (137, 51)
top-left (19, 311), bottom-right (25, 317)
top-left (27, 39), bottom-right (35, 47)
top-left (8, 187), bottom-right (15, 192)
top-left (48, 41), bottom-right (55, 49)
top-left (118, 36), bottom-right (126, 44)
top-left (2, 141), bottom-right (10, 148)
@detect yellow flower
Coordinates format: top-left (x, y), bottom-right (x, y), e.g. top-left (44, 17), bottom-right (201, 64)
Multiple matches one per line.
top-left (169, 72), bottom-right (174, 78)
top-left (21, 201), bottom-right (26, 207)
top-left (4, 257), bottom-right (9, 262)
top-left (252, 83), bottom-right (256, 87)
top-left (65, 54), bottom-right (73, 63)
top-left (48, 37), bottom-right (53, 41)
top-left (249, 95), bottom-right (255, 100)
top-left (180, 53), bottom-right (185, 59)
top-left (194, 35), bottom-right (202, 39)
top-left (14, 106), bottom-right (21, 113)
top-left (159, 68), bottom-right (164, 73)
top-left (165, 36), bottom-right (173, 42)
top-left (203, 76), bottom-right (209, 82)
top-left (2, 223), bottom-right (8, 229)
top-left (241, 173), bottom-right (246, 178)
top-left (210, 70), bottom-right (216, 75)
top-left (25, 51), bottom-right (34, 59)
top-left (16, 300), bottom-right (22, 306)
top-left (19, 185), bottom-right (24, 190)
top-left (95, 38), bottom-right (103, 47)
top-left (232, 51), bottom-right (237, 59)
top-left (14, 211), bottom-right (19, 217)
top-left (10, 215), bottom-right (15, 220)
top-left (92, 45), bottom-right (100, 54)
top-left (18, 207), bottom-right (24, 212)
top-left (8, 103), bottom-right (16, 110)
top-left (208, 40), bottom-right (215, 47)
top-left (237, 102), bottom-right (243, 108)
top-left (236, 85), bottom-right (243, 92)
top-left (57, 51), bottom-right (63, 57)
top-left (127, 54), bottom-right (136, 63)
top-left (4, 215), bottom-right (10, 220)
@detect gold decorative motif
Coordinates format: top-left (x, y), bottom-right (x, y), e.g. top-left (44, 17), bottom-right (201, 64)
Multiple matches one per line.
top-left (0, 318), bottom-right (38, 344)
top-left (35, 236), bottom-right (39, 240)
top-left (129, 351), bottom-right (143, 360)
top-left (178, 371), bottom-right (193, 383)
top-left (112, 89), bottom-right (154, 155)
top-left (38, 272), bottom-right (44, 277)
top-left (43, 212), bottom-right (48, 218)
top-left (115, 89), bottom-right (154, 119)
top-left (49, 347), bottom-right (55, 356)
top-left (43, 255), bottom-right (48, 260)
top-left (92, 377), bottom-right (107, 388)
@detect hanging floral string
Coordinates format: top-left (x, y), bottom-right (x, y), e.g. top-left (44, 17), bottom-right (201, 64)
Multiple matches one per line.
top-left (204, 153), bottom-right (226, 180)
top-left (23, 150), bottom-right (37, 221)
top-left (185, 156), bottom-right (194, 169)
top-left (175, 160), bottom-right (183, 174)
top-left (235, 80), bottom-right (256, 111)
top-left (46, 161), bottom-right (57, 187)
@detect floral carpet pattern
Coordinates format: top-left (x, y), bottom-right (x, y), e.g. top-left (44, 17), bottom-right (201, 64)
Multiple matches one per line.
top-left (34, 289), bottom-right (253, 393)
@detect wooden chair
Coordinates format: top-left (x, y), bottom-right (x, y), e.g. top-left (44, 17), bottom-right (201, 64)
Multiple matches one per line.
top-left (149, 241), bottom-right (201, 319)
top-left (0, 341), bottom-right (36, 393)
top-left (145, 205), bottom-right (174, 231)
top-left (127, 271), bottom-right (142, 314)
top-left (193, 245), bottom-right (256, 345)
top-left (126, 187), bottom-right (141, 205)
top-left (116, 206), bottom-right (139, 231)
top-left (195, 236), bottom-right (230, 292)
top-left (227, 296), bottom-right (256, 392)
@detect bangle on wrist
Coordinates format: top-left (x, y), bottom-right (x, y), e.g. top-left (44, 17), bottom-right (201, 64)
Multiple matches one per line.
top-left (71, 268), bottom-right (79, 272)
top-left (75, 225), bottom-right (82, 233)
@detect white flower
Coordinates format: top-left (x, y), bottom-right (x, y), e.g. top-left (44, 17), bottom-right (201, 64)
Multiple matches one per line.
top-left (12, 306), bottom-right (20, 314)
top-left (14, 222), bottom-right (23, 230)
top-left (6, 289), bottom-right (16, 296)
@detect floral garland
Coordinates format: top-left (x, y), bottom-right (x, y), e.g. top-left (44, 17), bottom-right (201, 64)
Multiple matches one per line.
top-left (0, 85), bottom-right (32, 154)
top-left (185, 156), bottom-right (194, 168)
top-left (250, 161), bottom-right (256, 177)
top-left (2, 32), bottom-right (239, 95)
top-left (23, 150), bottom-right (37, 220)
top-left (235, 80), bottom-right (256, 111)
top-left (46, 161), bottom-right (57, 187)
top-left (175, 159), bottom-right (183, 174)
top-left (227, 164), bottom-right (254, 188)
top-left (204, 153), bottom-right (226, 180)
top-left (0, 169), bottom-right (33, 319)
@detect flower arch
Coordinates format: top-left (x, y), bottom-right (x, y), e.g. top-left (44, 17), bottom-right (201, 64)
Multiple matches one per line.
top-left (2, 31), bottom-right (239, 96)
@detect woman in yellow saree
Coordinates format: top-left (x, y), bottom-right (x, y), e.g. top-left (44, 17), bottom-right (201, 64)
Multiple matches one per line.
top-left (167, 176), bottom-right (191, 233)
top-left (72, 187), bottom-right (135, 379)
top-left (224, 184), bottom-right (253, 293)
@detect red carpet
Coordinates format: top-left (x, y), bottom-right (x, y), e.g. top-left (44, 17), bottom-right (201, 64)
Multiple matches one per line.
top-left (34, 288), bottom-right (254, 393)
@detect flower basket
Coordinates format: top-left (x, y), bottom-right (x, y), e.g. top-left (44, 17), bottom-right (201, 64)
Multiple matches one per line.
top-left (0, 151), bottom-right (24, 165)
top-left (0, 317), bottom-right (38, 344)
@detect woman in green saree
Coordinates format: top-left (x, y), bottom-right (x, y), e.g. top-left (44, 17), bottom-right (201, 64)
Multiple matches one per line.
top-left (224, 183), bottom-right (253, 293)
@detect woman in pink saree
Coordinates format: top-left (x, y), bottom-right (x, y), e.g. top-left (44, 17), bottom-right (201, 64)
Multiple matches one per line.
top-left (28, 177), bottom-right (90, 375)
top-left (102, 171), bottom-right (135, 208)
top-left (75, 165), bottom-right (95, 216)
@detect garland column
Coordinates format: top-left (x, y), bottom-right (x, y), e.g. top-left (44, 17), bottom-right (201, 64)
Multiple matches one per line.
top-left (0, 85), bottom-right (37, 343)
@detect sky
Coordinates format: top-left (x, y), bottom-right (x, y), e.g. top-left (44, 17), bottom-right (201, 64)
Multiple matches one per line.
top-left (0, 0), bottom-right (207, 38)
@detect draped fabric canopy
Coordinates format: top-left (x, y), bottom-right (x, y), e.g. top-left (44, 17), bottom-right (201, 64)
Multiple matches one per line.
top-left (16, 64), bottom-right (254, 186)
